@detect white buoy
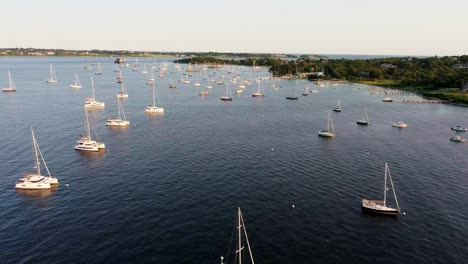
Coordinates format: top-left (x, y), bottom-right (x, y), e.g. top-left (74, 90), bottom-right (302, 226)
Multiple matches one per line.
top-left (403, 212), bottom-right (406, 215)
top-left (292, 204), bottom-right (295, 208)
top-left (65, 184), bottom-right (69, 187)
top-left (271, 148), bottom-right (274, 151)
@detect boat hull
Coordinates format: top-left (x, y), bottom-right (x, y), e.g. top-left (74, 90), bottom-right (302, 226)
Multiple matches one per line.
top-left (357, 121), bottom-right (369, 126)
top-left (2, 88), bottom-right (16, 92)
top-left (362, 199), bottom-right (399, 215)
top-left (286, 97), bottom-right (298, 100)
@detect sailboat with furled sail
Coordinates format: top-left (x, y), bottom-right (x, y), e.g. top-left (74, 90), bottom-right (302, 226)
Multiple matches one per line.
top-left (318, 112), bottom-right (335, 138)
top-left (362, 162), bottom-right (401, 215)
top-left (2, 70), bottom-right (17, 92)
top-left (357, 107), bottom-right (369, 125)
top-left (106, 97), bottom-right (130, 127)
top-left (220, 208), bottom-right (255, 264)
top-left (46, 64), bottom-right (57, 83)
top-left (75, 108), bottom-right (106, 151)
top-left (117, 82), bottom-right (129, 99)
top-left (69, 73), bottom-right (82, 89)
top-left (145, 83), bottom-right (164, 113)
top-left (16, 128), bottom-right (59, 189)
top-left (85, 77), bottom-right (105, 108)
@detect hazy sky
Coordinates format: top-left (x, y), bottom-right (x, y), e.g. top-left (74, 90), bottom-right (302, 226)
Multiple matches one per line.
top-left (2, 0), bottom-right (467, 55)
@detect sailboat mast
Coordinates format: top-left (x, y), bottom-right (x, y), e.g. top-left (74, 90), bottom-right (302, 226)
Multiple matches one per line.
top-left (384, 162), bottom-right (388, 206)
top-left (240, 209), bottom-right (255, 264)
top-left (85, 108), bottom-right (91, 139)
top-left (50, 64), bottom-right (53, 80)
top-left (91, 77), bottom-right (96, 99)
top-left (327, 112), bottom-right (330, 131)
top-left (152, 83), bottom-right (156, 106)
top-left (237, 207), bottom-right (242, 264)
top-left (31, 128), bottom-right (41, 175)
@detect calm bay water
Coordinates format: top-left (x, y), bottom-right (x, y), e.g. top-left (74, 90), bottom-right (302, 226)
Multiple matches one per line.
top-left (0, 57), bottom-right (467, 263)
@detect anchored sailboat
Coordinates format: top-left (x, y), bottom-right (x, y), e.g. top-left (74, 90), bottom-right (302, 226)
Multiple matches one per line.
top-left (106, 97), bottom-right (130, 127)
top-left (220, 208), bottom-right (255, 264)
top-left (69, 73), bottom-right (82, 89)
top-left (220, 81), bottom-right (233, 101)
top-left (362, 162), bottom-right (401, 215)
top-left (75, 108), bottom-right (106, 151)
top-left (318, 112), bottom-right (335, 138)
top-left (16, 128), bottom-right (59, 189)
top-left (85, 77), bottom-right (105, 108)
top-left (286, 78), bottom-right (299, 100)
top-left (117, 82), bottom-right (129, 99)
top-left (251, 79), bottom-right (264, 97)
top-left (333, 99), bottom-right (342, 112)
top-left (357, 107), bottom-right (369, 125)
top-left (46, 64), bottom-right (57, 83)
top-left (94, 63), bottom-right (103, 75)
top-left (2, 70), bottom-right (17, 92)
top-left (145, 83), bottom-right (164, 113)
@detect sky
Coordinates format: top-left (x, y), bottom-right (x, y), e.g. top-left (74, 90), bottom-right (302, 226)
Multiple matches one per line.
top-left (1, 0), bottom-right (468, 56)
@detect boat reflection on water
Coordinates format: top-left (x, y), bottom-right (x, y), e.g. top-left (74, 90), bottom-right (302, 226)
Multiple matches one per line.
top-left (16, 187), bottom-right (56, 198)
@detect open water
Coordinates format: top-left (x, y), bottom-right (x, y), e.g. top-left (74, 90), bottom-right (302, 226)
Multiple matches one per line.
top-left (0, 57), bottom-right (467, 263)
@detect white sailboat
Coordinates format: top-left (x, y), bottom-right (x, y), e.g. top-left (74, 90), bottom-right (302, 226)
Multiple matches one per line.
top-left (2, 70), bottom-right (17, 92)
top-left (116, 68), bottom-right (124, 83)
top-left (117, 82), bottom-right (129, 99)
top-left (85, 77), bottom-right (105, 108)
top-left (145, 83), bottom-right (164, 113)
top-left (75, 108), bottom-right (106, 151)
top-left (318, 112), bottom-right (335, 138)
top-left (141, 64), bottom-right (148, 75)
top-left (220, 208), bottom-right (255, 264)
top-left (251, 79), bottom-right (264, 97)
top-left (362, 162), bottom-right (401, 215)
top-left (286, 78), bottom-right (299, 100)
top-left (392, 121), bottom-right (408, 128)
top-left (107, 97), bottom-right (130, 127)
top-left (302, 86), bottom-right (309, 96)
top-left (69, 73), bottom-right (82, 89)
top-left (94, 63), bottom-right (103, 75)
top-left (333, 99), bottom-right (342, 112)
top-left (193, 72), bottom-right (201, 86)
top-left (220, 82), bottom-right (233, 101)
top-left (357, 107), bottom-right (369, 125)
top-left (46, 64), bottom-right (57, 83)
top-left (16, 128), bottom-right (59, 189)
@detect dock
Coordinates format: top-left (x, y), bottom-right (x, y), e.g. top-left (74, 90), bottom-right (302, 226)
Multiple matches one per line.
top-left (402, 99), bottom-right (449, 103)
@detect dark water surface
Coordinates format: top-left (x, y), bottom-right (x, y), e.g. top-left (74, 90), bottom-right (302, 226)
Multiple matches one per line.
top-left (0, 57), bottom-right (467, 263)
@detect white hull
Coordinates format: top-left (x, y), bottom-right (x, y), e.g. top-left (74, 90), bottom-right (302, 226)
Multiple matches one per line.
top-left (318, 131), bottom-right (335, 138)
top-left (145, 106), bottom-right (164, 113)
top-left (117, 93), bottom-right (128, 99)
top-left (47, 80), bottom-right (57, 83)
top-left (69, 85), bottom-right (81, 89)
top-left (2, 88), bottom-right (16, 92)
top-left (75, 138), bottom-right (105, 152)
top-left (106, 118), bottom-right (130, 127)
top-left (252, 93), bottom-right (264, 97)
top-left (392, 122), bottom-right (407, 128)
top-left (85, 101), bottom-right (105, 108)
top-left (15, 174), bottom-right (51, 190)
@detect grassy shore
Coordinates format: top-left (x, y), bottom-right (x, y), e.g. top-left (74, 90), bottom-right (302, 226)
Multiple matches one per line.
top-left (355, 80), bottom-right (468, 105)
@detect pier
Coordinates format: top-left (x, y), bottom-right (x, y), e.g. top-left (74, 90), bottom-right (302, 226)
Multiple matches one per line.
top-left (402, 99), bottom-right (449, 103)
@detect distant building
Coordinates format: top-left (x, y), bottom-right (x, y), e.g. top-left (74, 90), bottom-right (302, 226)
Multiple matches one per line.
top-left (452, 64), bottom-right (468, 69)
top-left (311, 71), bottom-right (324, 77)
top-left (381, 63), bottom-right (396, 68)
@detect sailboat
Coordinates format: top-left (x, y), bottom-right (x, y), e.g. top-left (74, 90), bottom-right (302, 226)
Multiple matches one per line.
top-left (220, 208), bottom-right (255, 264)
top-left (16, 128), bottom-right (59, 189)
top-left (362, 162), bottom-right (401, 215)
top-left (302, 86), bottom-right (309, 96)
top-left (220, 82), bottom-right (233, 101)
top-left (318, 112), bottom-right (335, 138)
top-left (2, 70), bottom-right (17, 92)
top-left (46, 64), bottom-right (57, 83)
top-left (193, 72), bottom-right (201, 86)
top-left (356, 107), bottom-right (369, 125)
top-left (132, 58), bottom-right (139, 71)
top-left (75, 108), bottom-right (106, 151)
top-left (106, 97), bottom-right (130, 127)
top-left (94, 63), bottom-right (103, 75)
top-left (333, 99), bottom-right (342, 112)
top-left (169, 79), bottom-right (177, 88)
top-left (251, 79), bottom-right (264, 97)
top-left (116, 69), bottom-right (124, 83)
top-left (141, 64), bottom-right (148, 75)
top-left (145, 83), bottom-right (164, 113)
top-left (84, 77), bottom-right (105, 108)
top-left (286, 78), bottom-right (299, 100)
top-left (69, 73), bottom-right (82, 89)
top-left (117, 82), bottom-right (129, 99)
